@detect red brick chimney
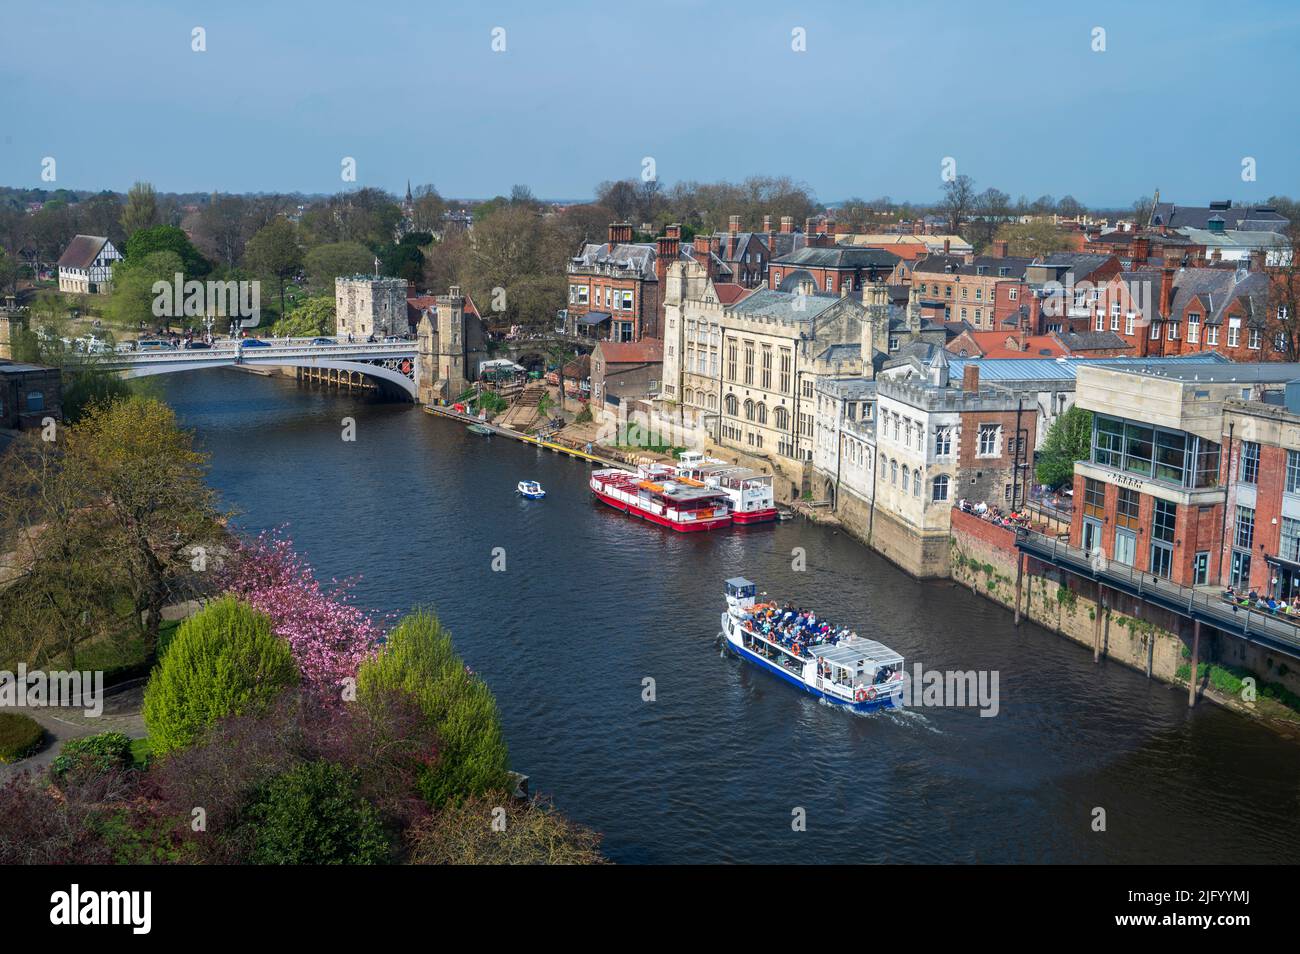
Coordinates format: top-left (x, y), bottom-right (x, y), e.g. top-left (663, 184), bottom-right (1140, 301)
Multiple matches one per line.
top-left (656, 232), bottom-right (680, 268)
top-left (992, 239), bottom-right (1008, 258)
top-left (608, 222), bottom-right (633, 246)
top-left (762, 215), bottom-right (772, 234)
top-left (1131, 235), bottom-right (1150, 267)
top-left (804, 217), bottom-right (816, 237)
top-left (665, 223), bottom-right (681, 240)
top-left (727, 215), bottom-right (740, 259)
top-left (1249, 249), bottom-right (1265, 272)
top-left (962, 365), bottom-right (980, 393)
top-left (943, 238), bottom-right (951, 255)
top-left (780, 216), bottom-right (794, 234)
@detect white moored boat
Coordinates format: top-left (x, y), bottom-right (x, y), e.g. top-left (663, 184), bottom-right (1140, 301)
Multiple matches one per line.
top-left (720, 577), bottom-right (905, 711)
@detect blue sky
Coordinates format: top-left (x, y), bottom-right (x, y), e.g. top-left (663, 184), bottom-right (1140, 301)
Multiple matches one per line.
top-left (2, 0), bottom-right (1298, 205)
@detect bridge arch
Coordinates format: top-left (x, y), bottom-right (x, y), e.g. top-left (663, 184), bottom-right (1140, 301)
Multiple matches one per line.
top-left (117, 356), bottom-right (419, 401)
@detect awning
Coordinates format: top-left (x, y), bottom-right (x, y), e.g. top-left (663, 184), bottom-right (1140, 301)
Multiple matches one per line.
top-left (577, 312), bottom-right (611, 325)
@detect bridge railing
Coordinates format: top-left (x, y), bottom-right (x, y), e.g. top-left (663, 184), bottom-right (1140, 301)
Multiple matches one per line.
top-left (82, 340), bottom-right (417, 369)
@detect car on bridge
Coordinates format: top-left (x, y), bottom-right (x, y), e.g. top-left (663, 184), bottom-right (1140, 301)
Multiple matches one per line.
top-left (184, 341), bottom-right (212, 350)
top-left (310, 337), bottom-right (336, 346)
top-left (239, 338), bottom-right (271, 348)
top-left (137, 339), bottom-right (177, 351)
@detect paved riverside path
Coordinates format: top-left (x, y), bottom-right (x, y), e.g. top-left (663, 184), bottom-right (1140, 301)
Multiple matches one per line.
top-left (0, 680), bottom-right (146, 781)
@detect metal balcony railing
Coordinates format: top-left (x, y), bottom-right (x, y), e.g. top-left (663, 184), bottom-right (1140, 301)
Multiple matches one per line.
top-left (1015, 527), bottom-right (1300, 658)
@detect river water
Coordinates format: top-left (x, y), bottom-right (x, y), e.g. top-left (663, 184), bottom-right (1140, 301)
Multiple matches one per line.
top-left (162, 370), bottom-right (1300, 864)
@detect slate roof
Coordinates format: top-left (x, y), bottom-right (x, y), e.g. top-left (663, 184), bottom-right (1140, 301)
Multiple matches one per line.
top-left (1150, 202), bottom-right (1290, 232)
top-left (571, 242), bottom-right (657, 280)
top-left (57, 235), bottom-right (110, 270)
top-left (728, 288), bottom-right (844, 322)
top-left (772, 246), bottom-right (900, 272)
top-left (1166, 267), bottom-right (1270, 326)
top-left (1055, 330), bottom-right (1131, 352)
top-left (912, 253), bottom-right (1033, 278)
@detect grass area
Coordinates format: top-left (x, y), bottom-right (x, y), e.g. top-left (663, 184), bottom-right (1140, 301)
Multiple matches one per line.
top-left (614, 442), bottom-right (687, 457)
top-left (129, 737), bottom-right (152, 768)
top-left (52, 616), bottom-right (182, 683)
top-left (1177, 660), bottom-right (1300, 720)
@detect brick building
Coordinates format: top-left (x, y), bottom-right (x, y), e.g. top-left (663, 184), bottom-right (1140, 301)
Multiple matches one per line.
top-left (768, 246), bottom-right (903, 296)
top-left (0, 361), bottom-right (62, 429)
top-left (912, 245), bottom-right (1034, 329)
top-left (564, 223), bottom-right (680, 341)
top-left (1067, 364), bottom-right (1300, 589)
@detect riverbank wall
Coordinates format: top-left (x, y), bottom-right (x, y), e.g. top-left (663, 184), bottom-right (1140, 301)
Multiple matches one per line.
top-left (949, 508), bottom-right (1300, 722)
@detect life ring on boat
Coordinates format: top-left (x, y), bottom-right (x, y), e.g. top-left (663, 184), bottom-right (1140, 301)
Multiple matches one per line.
top-left (854, 688), bottom-right (868, 703)
top-left (865, 687), bottom-right (878, 701)
top-left (792, 641), bottom-right (804, 655)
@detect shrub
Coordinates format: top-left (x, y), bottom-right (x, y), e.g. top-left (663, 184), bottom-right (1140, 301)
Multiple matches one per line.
top-left (52, 731), bottom-right (133, 779)
top-left (0, 713), bottom-right (44, 763)
top-left (143, 597), bottom-right (298, 756)
top-left (407, 792), bottom-right (605, 865)
top-left (358, 609), bottom-right (510, 806)
top-left (245, 760), bottom-right (391, 864)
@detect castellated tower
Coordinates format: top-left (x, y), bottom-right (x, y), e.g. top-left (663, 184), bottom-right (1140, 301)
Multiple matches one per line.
top-left (435, 285), bottom-right (468, 399)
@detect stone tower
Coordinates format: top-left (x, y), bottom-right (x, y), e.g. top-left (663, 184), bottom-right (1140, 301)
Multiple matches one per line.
top-left (416, 310), bottom-right (437, 405)
top-left (435, 285), bottom-right (468, 400)
top-left (0, 308), bottom-right (27, 361)
top-left (860, 281), bottom-right (890, 378)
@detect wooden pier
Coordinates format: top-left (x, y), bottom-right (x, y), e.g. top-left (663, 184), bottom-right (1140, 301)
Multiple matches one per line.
top-left (422, 403), bottom-right (626, 469)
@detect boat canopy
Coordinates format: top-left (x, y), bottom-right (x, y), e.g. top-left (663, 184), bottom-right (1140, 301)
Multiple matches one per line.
top-left (726, 578), bottom-right (756, 598)
top-left (814, 638), bottom-right (903, 669)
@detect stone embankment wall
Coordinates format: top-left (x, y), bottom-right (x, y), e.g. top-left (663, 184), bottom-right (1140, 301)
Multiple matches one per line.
top-left (948, 508), bottom-right (1300, 719)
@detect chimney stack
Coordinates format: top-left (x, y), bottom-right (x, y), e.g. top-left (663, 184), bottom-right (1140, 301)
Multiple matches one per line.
top-left (1249, 249), bottom-right (1265, 272)
top-left (992, 239), bottom-right (1008, 258)
top-left (609, 222), bottom-right (633, 246)
top-left (780, 216), bottom-right (794, 234)
top-left (762, 215), bottom-right (772, 233)
top-left (962, 365), bottom-right (980, 393)
top-left (943, 238), bottom-right (951, 255)
top-left (665, 223), bottom-right (681, 240)
top-left (804, 217), bottom-right (816, 236)
top-left (1131, 235), bottom-right (1150, 267)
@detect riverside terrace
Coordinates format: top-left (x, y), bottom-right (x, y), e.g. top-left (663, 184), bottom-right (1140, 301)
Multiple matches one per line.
top-left (1016, 525), bottom-right (1300, 662)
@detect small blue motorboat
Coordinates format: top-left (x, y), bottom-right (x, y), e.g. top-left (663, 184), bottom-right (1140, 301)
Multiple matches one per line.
top-left (517, 480), bottom-right (546, 499)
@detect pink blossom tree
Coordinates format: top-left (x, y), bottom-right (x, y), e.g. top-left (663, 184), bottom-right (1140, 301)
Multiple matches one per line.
top-left (221, 531), bottom-right (384, 697)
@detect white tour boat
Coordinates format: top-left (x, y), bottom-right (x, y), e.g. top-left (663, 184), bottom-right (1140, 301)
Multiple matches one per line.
top-left (720, 577), bottom-right (905, 711)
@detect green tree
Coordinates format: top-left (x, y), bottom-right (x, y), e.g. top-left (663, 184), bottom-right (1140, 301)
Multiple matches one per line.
top-left (66, 395), bottom-right (224, 649)
top-left (303, 241), bottom-right (372, 294)
top-left (995, 220), bottom-right (1065, 258)
top-left (273, 295), bottom-right (335, 338)
top-left (245, 760), bottom-right (391, 864)
top-left (124, 224), bottom-right (210, 276)
top-left (244, 218), bottom-right (302, 317)
top-left (105, 250), bottom-right (184, 331)
top-left (120, 181), bottom-right (161, 238)
top-left (357, 609), bottom-right (510, 807)
top-left (142, 597), bottom-right (298, 755)
top-left (1036, 405), bottom-right (1093, 488)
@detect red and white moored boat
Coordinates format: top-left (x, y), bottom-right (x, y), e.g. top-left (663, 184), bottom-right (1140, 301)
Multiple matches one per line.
top-left (669, 452), bottom-right (778, 524)
top-left (589, 468), bottom-right (732, 531)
